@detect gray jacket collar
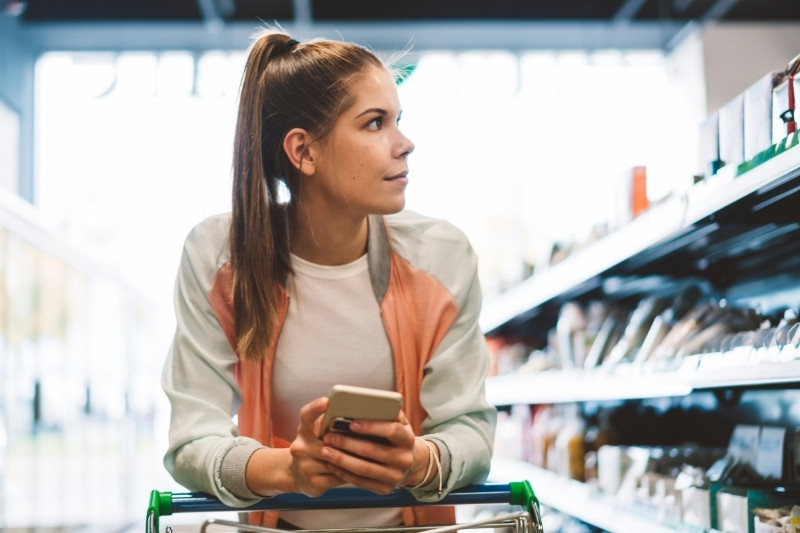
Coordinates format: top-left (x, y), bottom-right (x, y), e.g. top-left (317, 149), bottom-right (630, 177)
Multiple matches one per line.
top-left (367, 214), bottom-right (391, 304)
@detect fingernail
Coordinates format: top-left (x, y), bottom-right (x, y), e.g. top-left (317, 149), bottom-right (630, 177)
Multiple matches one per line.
top-left (349, 422), bottom-right (361, 431)
top-left (321, 447), bottom-right (331, 458)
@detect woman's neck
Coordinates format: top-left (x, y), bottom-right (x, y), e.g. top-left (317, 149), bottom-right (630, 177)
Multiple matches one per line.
top-left (288, 204), bottom-right (369, 266)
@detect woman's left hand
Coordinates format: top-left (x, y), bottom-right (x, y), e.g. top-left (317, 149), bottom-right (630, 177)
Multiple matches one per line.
top-left (319, 412), bottom-right (433, 494)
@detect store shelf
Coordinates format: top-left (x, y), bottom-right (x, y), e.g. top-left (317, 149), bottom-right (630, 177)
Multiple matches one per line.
top-left (683, 134), bottom-right (800, 227)
top-left (486, 349), bottom-right (800, 405)
top-left (479, 195), bottom-right (687, 335)
top-left (481, 138), bottom-right (800, 532)
top-left (489, 456), bottom-right (679, 533)
top-left (486, 366), bottom-right (694, 405)
top-left (691, 353), bottom-right (800, 389)
top-left (480, 143), bottom-right (800, 338)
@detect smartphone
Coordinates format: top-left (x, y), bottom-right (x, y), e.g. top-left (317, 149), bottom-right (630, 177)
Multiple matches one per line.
top-left (320, 384), bottom-right (403, 442)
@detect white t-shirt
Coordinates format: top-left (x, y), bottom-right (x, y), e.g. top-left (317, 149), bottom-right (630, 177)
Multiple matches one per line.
top-left (272, 253), bottom-right (401, 528)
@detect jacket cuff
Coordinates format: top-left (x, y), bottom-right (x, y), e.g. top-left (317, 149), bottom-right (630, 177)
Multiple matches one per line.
top-left (220, 442), bottom-right (264, 500)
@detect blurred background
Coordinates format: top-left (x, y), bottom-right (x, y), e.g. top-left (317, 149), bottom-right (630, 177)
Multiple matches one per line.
top-left (1, 0), bottom-right (799, 530)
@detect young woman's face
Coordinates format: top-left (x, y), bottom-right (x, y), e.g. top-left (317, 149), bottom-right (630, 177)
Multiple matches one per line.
top-left (307, 66), bottom-right (415, 218)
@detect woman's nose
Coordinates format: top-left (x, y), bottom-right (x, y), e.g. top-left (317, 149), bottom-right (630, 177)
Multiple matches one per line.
top-left (398, 132), bottom-right (414, 158)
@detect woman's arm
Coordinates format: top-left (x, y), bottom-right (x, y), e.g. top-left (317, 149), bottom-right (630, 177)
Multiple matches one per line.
top-left (415, 234), bottom-right (497, 500)
top-left (162, 217), bottom-right (268, 507)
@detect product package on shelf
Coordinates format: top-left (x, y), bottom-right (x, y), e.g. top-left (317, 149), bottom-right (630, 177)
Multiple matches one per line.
top-left (679, 467), bottom-right (712, 532)
top-left (699, 110), bottom-right (722, 179)
top-left (594, 443), bottom-right (727, 528)
top-left (748, 489), bottom-right (800, 533)
top-left (633, 284), bottom-right (703, 367)
top-left (704, 422), bottom-right (800, 489)
top-left (752, 503), bottom-right (800, 533)
top-left (713, 485), bottom-right (750, 533)
top-left (498, 295), bottom-right (798, 382)
top-left (555, 302), bottom-right (588, 369)
top-left (745, 71), bottom-right (785, 161)
top-left (719, 93), bottom-right (746, 176)
top-left (553, 288), bottom-right (790, 374)
top-left (772, 53), bottom-right (800, 146)
top-left (701, 423), bottom-right (800, 532)
top-left (710, 485), bottom-right (800, 533)
top-left (601, 296), bottom-right (668, 368)
top-left (631, 165), bottom-right (649, 218)
top-left (646, 301), bottom-right (762, 370)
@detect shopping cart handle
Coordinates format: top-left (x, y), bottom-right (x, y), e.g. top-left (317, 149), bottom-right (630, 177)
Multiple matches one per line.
top-left (146, 481), bottom-right (539, 533)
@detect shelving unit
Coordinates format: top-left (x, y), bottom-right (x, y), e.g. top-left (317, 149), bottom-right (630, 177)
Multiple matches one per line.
top-left (481, 137), bottom-right (800, 342)
top-left (480, 139), bottom-right (800, 532)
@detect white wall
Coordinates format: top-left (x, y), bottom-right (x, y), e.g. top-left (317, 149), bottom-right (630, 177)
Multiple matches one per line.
top-left (700, 22), bottom-right (800, 114)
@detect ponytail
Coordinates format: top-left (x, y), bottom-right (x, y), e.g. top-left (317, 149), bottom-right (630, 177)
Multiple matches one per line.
top-left (229, 29), bottom-right (385, 361)
top-left (230, 33), bottom-right (294, 361)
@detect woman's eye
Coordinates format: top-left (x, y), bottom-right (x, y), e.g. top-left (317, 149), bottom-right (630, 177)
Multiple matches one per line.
top-left (367, 117), bottom-right (383, 130)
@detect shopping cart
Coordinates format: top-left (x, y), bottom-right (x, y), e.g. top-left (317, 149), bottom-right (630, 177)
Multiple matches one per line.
top-left (146, 481), bottom-right (542, 533)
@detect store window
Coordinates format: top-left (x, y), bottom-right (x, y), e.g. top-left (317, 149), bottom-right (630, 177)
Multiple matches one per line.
top-left (35, 47), bottom-right (704, 306)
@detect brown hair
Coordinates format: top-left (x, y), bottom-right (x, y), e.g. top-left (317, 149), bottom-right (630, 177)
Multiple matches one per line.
top-left (230, 30), bottom-right (385, 360)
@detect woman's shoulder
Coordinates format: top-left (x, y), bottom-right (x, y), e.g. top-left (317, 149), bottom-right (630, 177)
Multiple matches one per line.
top-left (384, 210), bottom-right (477, 285)
top-left (181, 212), bottom-right (232, 269)
top-left (384, 210), bottom-right (470, 246)
top-left (186, 212), bottom-right (230, 241)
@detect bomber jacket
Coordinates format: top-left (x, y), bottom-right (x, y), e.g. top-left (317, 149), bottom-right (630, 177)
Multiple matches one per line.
top-left (162, 209), bottom-right (497, 526)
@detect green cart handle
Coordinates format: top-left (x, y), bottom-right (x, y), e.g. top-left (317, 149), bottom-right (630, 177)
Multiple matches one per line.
top-left (146, 481), bottom-right (540, 533)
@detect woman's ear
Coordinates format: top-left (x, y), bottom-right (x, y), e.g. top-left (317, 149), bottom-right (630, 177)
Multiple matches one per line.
top-left (283, 128), bottom-right (315, 176)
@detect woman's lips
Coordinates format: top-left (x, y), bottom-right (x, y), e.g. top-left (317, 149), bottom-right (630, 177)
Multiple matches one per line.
top-left (385, 171), bottom-right (408, 181)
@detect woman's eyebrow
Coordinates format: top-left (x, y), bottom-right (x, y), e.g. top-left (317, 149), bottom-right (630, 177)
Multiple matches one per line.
top-left (355, 107), bottom-right (388, 118)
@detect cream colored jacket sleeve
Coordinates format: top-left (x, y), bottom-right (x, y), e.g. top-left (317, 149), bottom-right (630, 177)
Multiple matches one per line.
top-left (161, 214), bottom-right (264, 507)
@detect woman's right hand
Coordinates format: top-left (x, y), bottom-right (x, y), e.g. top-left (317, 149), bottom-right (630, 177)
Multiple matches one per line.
top-left (245, 396), bottom-right (345, 497)
top-left (288, 396), bottom-right (347, 496)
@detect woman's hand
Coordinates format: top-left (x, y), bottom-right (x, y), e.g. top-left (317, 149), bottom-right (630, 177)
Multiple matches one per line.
top-left (247, 397), bottom-right (347, 498)
top-left (319, 412), bottom-right (435, 494)
top-left (288, 396), bottom-right (348, 496)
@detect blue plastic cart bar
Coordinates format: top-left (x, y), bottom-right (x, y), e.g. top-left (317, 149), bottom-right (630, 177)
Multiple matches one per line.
top-left (146, 482), bottom-right (539, 533)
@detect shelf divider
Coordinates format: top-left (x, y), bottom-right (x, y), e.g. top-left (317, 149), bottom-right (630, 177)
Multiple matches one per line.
top-left (486, 349), bottom-right (800, 405)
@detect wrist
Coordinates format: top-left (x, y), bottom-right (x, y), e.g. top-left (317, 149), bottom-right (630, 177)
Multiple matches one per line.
top-left (406, 437), bottom-right (438, 489)
top-left (245, 447), bottom-right (296, 495)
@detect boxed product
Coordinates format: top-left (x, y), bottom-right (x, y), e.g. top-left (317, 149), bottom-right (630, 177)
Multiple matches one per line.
top-left (597, 445), bottom-right (627, 494)
top-left (717, 486), bottom-right (749, 533)
top-left (711, 485), bottom-right (800, 533)
top-left (745, 72), bottom-right (783, 160)
top-left (676, 464), bottom-right (712, 531)
top-left (719, 93), bottom-right (746, 172)
top-left (729, 424), bottom-right (761, 471)
top-left (772, 73), bottom-right (800, 145)
top-left (682, 485), bottom-right (711, 531)
top-left (698, 110), bottom-right (722, 179)
top-left (754, 426), bottom-right (787, 482)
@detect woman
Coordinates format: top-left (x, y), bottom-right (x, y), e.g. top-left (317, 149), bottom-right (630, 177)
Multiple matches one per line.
top-left (162, 29), bottom-right (496, 529)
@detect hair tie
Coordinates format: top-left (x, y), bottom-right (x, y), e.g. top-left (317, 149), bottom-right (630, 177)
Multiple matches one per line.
top-left (279, 38), bottom-right (299, 54)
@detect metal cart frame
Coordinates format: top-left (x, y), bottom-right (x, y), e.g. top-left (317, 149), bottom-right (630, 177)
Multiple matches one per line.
top-left (146, 482), bottom-right (542, 533)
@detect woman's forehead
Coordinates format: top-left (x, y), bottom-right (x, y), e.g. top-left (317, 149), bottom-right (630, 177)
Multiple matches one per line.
top-left (346, 67), bottom-right (401, 112)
